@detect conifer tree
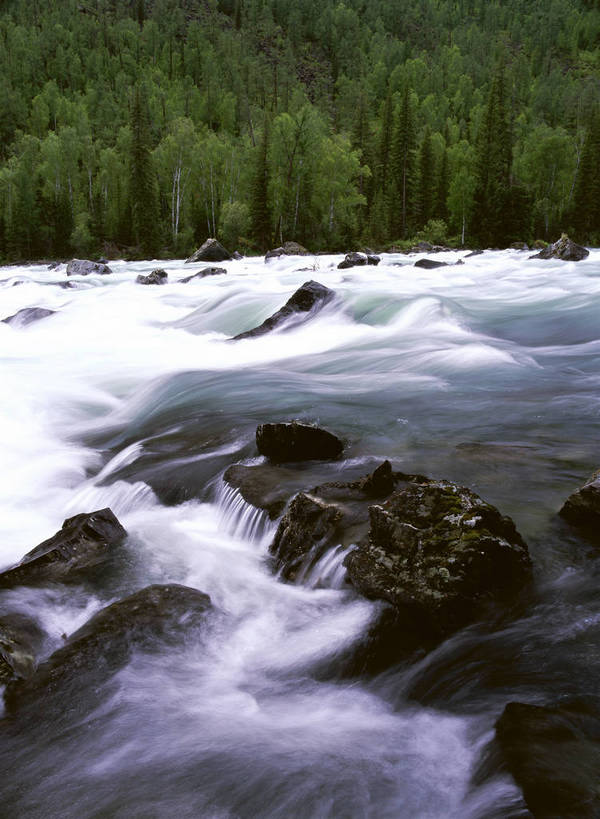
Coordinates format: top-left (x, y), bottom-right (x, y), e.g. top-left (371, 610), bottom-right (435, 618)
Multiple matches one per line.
top-left (472, 64), bottom-right (512, 246)
top-left (434, 146), bottom-right (449, 222)
top-left (249, 121), bottom-right (271, 250)
top-left (390, 87), bottom-right (416, 238)
top-left (416, 126), bottom-right (434, 227)
top-left (130, 83), bottom-right (160, 257)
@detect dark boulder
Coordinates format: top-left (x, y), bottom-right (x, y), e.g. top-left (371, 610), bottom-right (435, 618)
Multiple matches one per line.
top-left (510, 242), bottom-right (529, 251)
top-left (414, 258), bottom-right (449, 269)
top-left (0, 508), bottom-right (127, 590)
top-left (495, 698), bottom-right (600, 819)
top-left (464, 249), bottom-right (484, 257)
top-left (529, 234), bottom-right (589, 261)
top-left (409, 241), bottom-right (433, 253)
top-left (0, 614), bottom-right (44, 685)
top-left (2, 307), bottom-right (56, 327)
top-left (180, 266), bottom-right (227, 283)
top-left (265, 241), bottom-right (309, 261)
top-left (232, 280), bottom-right (335, 340)
top-left (338, 251), bottom-right (370, 269)
top-left (559, 469), bottom-right (600, 541)
top-left (185, 237), bottom-right (232, 263)
top-left (223, 464), bottom-right (296, 519)
top-left (256, 421), bottom-right (344, 463)
top-left (344, 478), bottom-right (531, 639)
top-left (66, 259), bottom-right (112, 276)
top-left (4, 584), bottom-right (212, 712)
top-left (136, 268), bottom-right (168, 285)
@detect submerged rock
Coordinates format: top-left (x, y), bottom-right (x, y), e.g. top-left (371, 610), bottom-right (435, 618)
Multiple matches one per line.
top-left (0, 614), bottom-right (44, 685)
top-left (136, 269), bottom-right (168, 285)
top-left (338, 251), bottom-right (380, 269)
top-left (559, 469), bottom-right (600, 541)
top-left (185, 238), bottom-right (231, 263)
top-left (180, 266), bottom-right (226, 283)
top-left (66, 259), bottom-right (113, 276)
top-left (495, 698), bottom-right (600, 819)
top-left (414, 258), bottom-right (449, 269)
top-left (529, 234), bottom-right (589, 261)
top-left (4, 584), bottom-right (212, 712)
top-left (232, 280), bottom-right (335, 340)
top-left (2, 307), bottom-right (56, 327)
top-left (256, 421), bottom-right (344, 463)
top-left (464, 249), bottom-right (484, 257)
top-left (0, 508), bottom-right (127, 590)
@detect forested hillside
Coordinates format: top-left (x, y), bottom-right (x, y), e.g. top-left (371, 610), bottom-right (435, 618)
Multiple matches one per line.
top-left (1, 0), bottom-right (599, 260)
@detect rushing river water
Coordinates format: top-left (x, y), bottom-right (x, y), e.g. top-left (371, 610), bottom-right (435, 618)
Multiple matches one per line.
top-left (0, 249), bottom-right (599, 817)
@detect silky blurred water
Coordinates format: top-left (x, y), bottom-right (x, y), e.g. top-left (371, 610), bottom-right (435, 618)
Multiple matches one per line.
top-left (1, 248), bottom-right (599, 817)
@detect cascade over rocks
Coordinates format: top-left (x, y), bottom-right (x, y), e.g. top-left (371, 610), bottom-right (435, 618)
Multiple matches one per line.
top-left (494, 698), bottom-right (600, 819)
top-left (265, 241), bottom-right (310, 261)
top-left (529, 234), bottom-right (589, 261)
top-left (338, 251), bottom-right (380, 269)
top-left (185, 237), bottom-right (232, 263)
top-left (136, 268), bottom-right (167, 285)
top-left (256, 421), bottom-right (344, 463)
top-left (3, 584), bottom-right (212, 713)
top-left (66, 259), bottom-right (113, 276)
top-left (559, 469), bottom-right (600, 541)
top-left (180, 266), bottom-right (226, 283)
top-left (2, 307), bottom-right (56, 327)
top-left (414, 258), bottom-right (449, 269)
top-left (269, 463), bottom-right (531, 656)
top-left (232, 280), bottom-right (335, 340)
top-left (0, 508), bottom-right (127, 590)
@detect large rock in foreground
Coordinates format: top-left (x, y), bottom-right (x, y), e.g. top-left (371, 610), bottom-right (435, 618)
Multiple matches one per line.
top-left (0, 508), bottom-right (127, 590)
top-left (559, 469), bottom-right (600, 541)
top-left (530, 234), bottom-right (589, 261)
top-left (185, 237), bottom-right (231, 263)
top-left (2, 307), bottom-right (56, 327)
top-left (495, 698), bottom-right (600, 818)
top-left (66, 259), bottom-right (113, 276)
top-left (257, 421), bottom-right (344, 463)
top-left (344, 478), bottom-right (532, 638)
top-left (4, 584), bottom-right (212, 712)
top-left (232, 280), bottom-right (335, 340)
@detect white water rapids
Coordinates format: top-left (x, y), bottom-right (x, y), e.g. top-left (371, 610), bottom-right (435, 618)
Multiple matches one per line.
top-left (1, 249), bottom-right (599, 817)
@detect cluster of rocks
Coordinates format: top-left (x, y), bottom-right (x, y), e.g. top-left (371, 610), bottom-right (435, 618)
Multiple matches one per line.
top-left (529, 234), bottom-right (589, 262)
top-left (338, 251), bottom-right (380, 269)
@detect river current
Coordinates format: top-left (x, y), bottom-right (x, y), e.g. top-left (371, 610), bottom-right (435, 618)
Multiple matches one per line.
top-left (0, 249), bottom-right (599, 817)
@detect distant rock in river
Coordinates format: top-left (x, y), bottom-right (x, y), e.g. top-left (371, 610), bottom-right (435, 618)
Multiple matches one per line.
top-left (185, 237), bottom-right (232, 263)
top-left (136, 268), bottom-right (168, 285)
top-left (529, 234), bottom-right (589, 261)
top-left (66, 258), bottom-right (113, 275)
top-left (2, 307), bottom-right (56, 327)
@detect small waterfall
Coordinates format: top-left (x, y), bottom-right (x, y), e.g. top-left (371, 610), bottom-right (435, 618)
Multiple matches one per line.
top-left (215, 481), bottom-right (275, 544)
top-left (296, 543), bottom-right (354, 590)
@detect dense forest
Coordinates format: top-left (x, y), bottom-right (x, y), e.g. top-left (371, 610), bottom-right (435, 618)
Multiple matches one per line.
top-left (0, 0), bottom-right (599, 261)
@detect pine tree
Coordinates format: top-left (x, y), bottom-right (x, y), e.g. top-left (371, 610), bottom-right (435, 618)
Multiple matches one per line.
top-left (390, 87), bottom-right (416, 238)
top-left (130, 83), bottom-right (160, 258)
top-left (434, 146), bottom-right (449, 222)
top-left (249, 121), bottom-right (271, 250)
top-left (416, 126), bottom-right (434, 228)
top-left (472, 64), bottom-right (513, 246)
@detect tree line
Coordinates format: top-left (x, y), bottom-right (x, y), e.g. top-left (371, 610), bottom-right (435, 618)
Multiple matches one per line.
top-left (0, 0), bottom-right (599, 261)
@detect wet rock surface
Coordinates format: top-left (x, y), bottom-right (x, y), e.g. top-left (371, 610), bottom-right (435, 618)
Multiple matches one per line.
top-left (0, 614), bottom-right (44, 684)
top-left (0, 509), bottom-right (128, 590)
top-left (559, 469), bottom-right (600, 540)
top-left (180, 266), bottom-right (227, 283)
top-left (338, 251), bottom-right (380, 269)
top-left (529, 234), bottom-right (589, 262)
top-left (2, 307), bottom-right (56, 327)
top-left (414, 258), bottom-right (449, 269)
top-left (232, 280), bottom-right (335, 340)
top-left (4, 584), bottom-right (212, 712)
top-left (136, 269), bottom-right (167, 285)
top-left (185, 238), bottom-right (232, 263)
top-left (66, 259), bottom-right (113, 276)
top-left (344, 478), bottom-right (532, 639)
top-left (256, 421), bottom-right (344, 463)
top-left (495, 698), bottom-right (600, 819)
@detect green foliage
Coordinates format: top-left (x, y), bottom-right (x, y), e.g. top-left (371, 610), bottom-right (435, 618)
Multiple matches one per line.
top-left (0, 0), bottom-right (599, 262)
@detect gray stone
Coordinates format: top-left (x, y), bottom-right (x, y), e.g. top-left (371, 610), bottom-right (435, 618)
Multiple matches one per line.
top-left (136, 268), bottom-right (168, 285)
top-left (185, 238), bottom-right (232, 263)
top-left (529, 234), bottom-right (589, 261)
top-left (2, 308), bottom-right (56, 327)
top-left (180, 267), bottom-right (226, 283)
top-left (66, 259), bottom-right (113, 276)
top-left (559, 469), bottom-right (600, 541)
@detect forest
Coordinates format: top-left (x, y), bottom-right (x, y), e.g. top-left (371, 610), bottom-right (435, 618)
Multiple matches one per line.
top-left (0, 0), bottom-right (599, 261)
